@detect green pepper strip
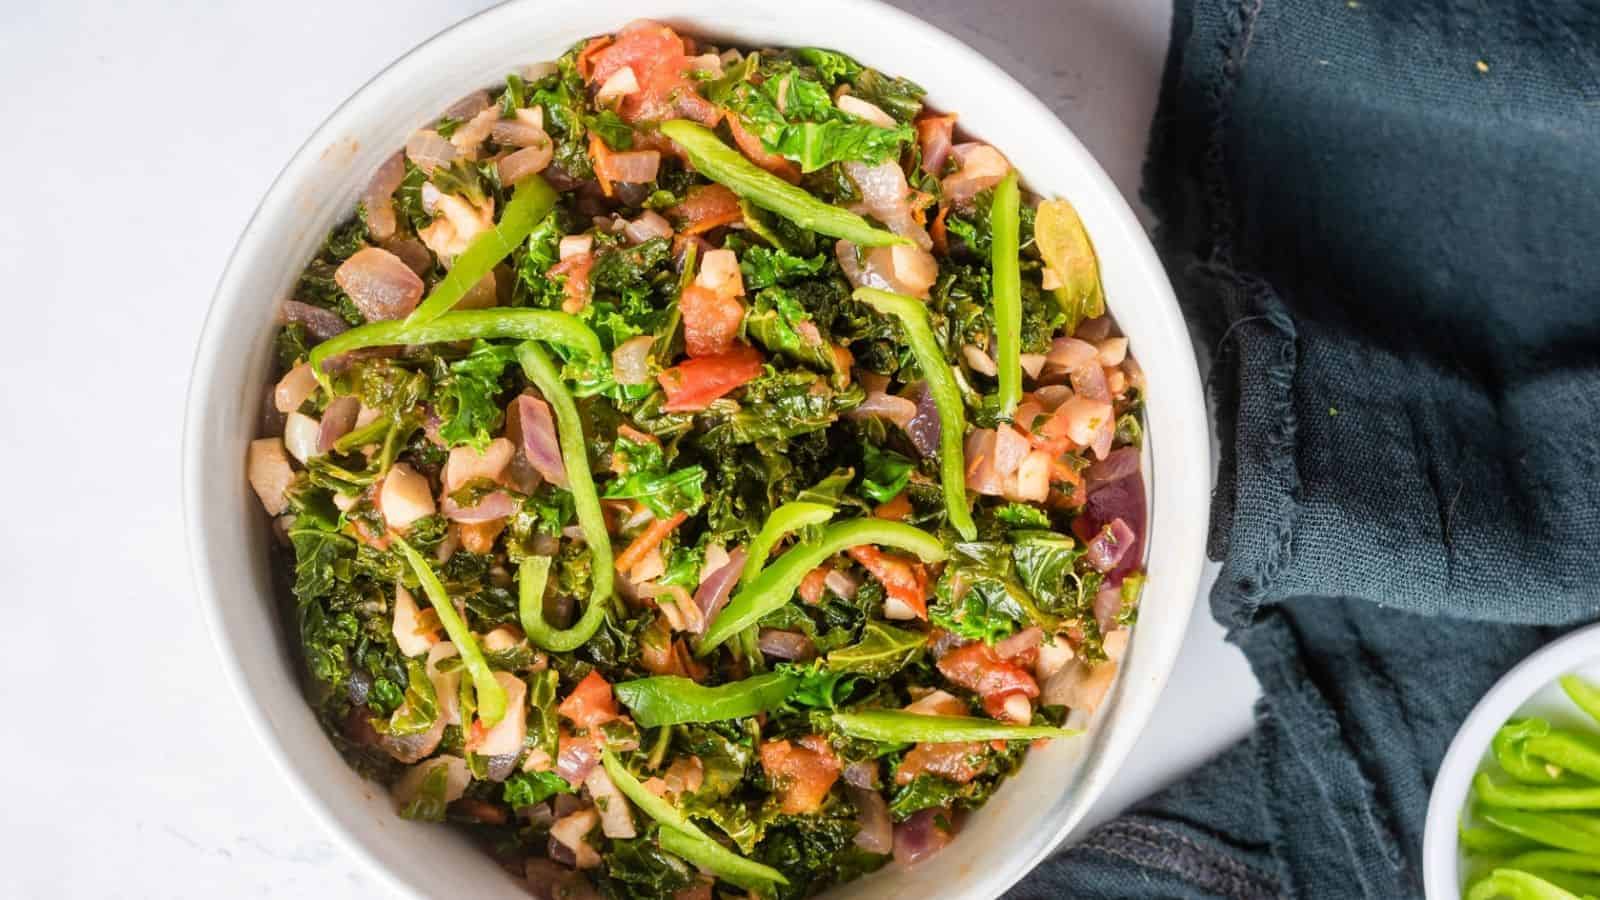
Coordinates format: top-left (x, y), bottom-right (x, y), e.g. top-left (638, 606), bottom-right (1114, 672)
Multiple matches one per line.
top-left (1476, 772), bottom-right (1600, 811)
top-left (600, 750), bottom-right (788, 890)
top-left (1505, 851), bottom-right (1600, 875)
top-left (700, 518), bottom-right (948, 654)
top-left (1561, 675), bottom-right (1600, 726)
top-left (740, 501), bottom-right (838, 585)
top-left (659, 120), bottom-right (907, 248)
top-left (515, 341), bottom-right (619, 650)
top-left (1466, 869), bottom-right (1584, 900)
top-left (1495, 719), bottom-right (1574, 785)
top-left (404, 174), bottom-right (558, 328)
top-left (308, 309), bottom-right (602, 382)
top-left (1460, 823), bottom-right (1540, 855)
top-left (1478, 807), bottom-right (1600, 855)
top-left (854, 287), bottom-right (978, 540)
top-left (1525, 730), bottom-right (1600, 782)
top-left (990, 170), bottom-right (1022, 420)
top-left (394, 536), bottom-right (507, 727)
top-left (614, 673), bottom-right (799, 728)
top-left (831, 710), bottom-right (1080, 743)
top-left (733, 500), bottom-right (838, 665)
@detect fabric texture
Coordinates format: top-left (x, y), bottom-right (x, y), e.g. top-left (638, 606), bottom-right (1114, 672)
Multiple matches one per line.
top-left (1014, 0), bottom-right (1600, 897)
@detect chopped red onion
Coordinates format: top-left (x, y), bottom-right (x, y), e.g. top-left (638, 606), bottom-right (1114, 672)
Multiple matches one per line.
top-left (843, 760), bottom-right (879, 789)
top-left (1084, 517), bottom-right (1137, 573)
top-left (850, 787), bottom-right (894, 854)
top-left (499, 143), bottom-right (554, 185)
top-left (623, 211), bottom-right (672, 244)
top-left (1086, 470), bottom-right (1146, 582)
top-left (317, 396), bottom-right (360, 452)
top-left (906, 382), bottom-right (942, 459)
top-left (894, 808), bottom-right (955, 865)
top-left (508, 394), bottom-right (567, 488)
top-left (842, 160), bottom-right (931, 249)
top-left (405, 129), bottom-right (460, 174)
top-left (995, 626), bottom-right (1044, 661)
top-left (335, 247), bottom-right (424, 321)
top-left (442, 90), bottom-right (491, 121)
top-left (442, 490), bottom-right (518, 523)
top-left (757, 629), bottom-right (815, 661)
top-left (918, 115), bottom-right (955, 177)
top-left (362, 152), bottom-right (406, 241)
top-left (847, 390), bottom-right (918, 430)
top-left (692, 548), bottom-right (746, 635)
top-left (1085, 446), bottom-right (1140, 489)
top-left (282, 300), bottom-right (349, 341)
top-left (556, 739), bottom-right (600, 787)
top-left (823, 568), bottom-right (862, 600)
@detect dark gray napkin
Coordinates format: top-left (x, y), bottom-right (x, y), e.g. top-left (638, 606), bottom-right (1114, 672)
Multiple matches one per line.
top-left (1014, 0), bottom-right (1600, 896)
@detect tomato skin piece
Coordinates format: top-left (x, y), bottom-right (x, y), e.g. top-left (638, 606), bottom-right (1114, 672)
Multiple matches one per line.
top-left (658, 344), bottom-right (765, 412)
top-left (680, 282), bottom-right (745, 357)
top-left (759, 734), bottom-right (842, 814)
top-left (547, 253), bottom-right (593, 314)
top-left (670, 184), bottom-right (743, 235)
top-left (586, 22), bottom-right (719, 125)
top-left (895, 741), bottom-right (988, 785)
top-left (847, 545), bottom-right (930, 619)
top-left (937, 642), bottom-right (1040, 700)
top-left (558, 670), bottom-right (619, 730)
top-left (727, 114), bottom-right (801, 183)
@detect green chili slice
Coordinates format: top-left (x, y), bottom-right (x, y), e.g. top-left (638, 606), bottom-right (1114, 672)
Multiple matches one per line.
top-left (394, 536), bottom-right (507, 727)
top-left (1475, 772), bottom-right (1600, 810)
top-left (854, 287), bottom-right (977, 539)
top-left (659, 120), bottom-right (907, 248)
top-left (1477, 807), bottom-right (1600, 855)
top-left (404, 174), bottom-right (558, 327)
top-left (515, 341), bottom-right (618, 650)
top-left (1560, 675), bottom-right (1600, 726)
top-left (614, 673), bottom-right (799, 727)
top-left (1495, 719), bottom-right (1575, 785)
top-left (1504, 851), bottom-right (1600, 875)
top-left (830, 710), bottom-right (1079, 743)
top-left (1466, 869), bottom-right (1584, 900)
top-left (600, 750), bottom-right (788, 890)
top-left (1459, 823), bottom-right (1539, 855)
top-left (1524, 730), bottom-right (1600, 783)
top-left (308, 309), bottom-right (602, 381)
top-left (701, 519), bottom-right (946, 654)
top-left (990, 170), bottom-right (1022, 419)
top-left (742, 501), bottom-right (838, 586)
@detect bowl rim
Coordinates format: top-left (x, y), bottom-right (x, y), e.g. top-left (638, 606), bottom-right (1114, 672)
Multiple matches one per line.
top-left (183, 1), bottom-right (1210, 897)
top-left (1422, 621), bottom-right (1600, 899)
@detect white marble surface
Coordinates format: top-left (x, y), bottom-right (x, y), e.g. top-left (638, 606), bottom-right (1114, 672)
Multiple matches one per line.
top-left (0, 1), bottom-right (1256, 895)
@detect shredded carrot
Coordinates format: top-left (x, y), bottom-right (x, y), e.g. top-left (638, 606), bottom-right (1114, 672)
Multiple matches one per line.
top-left (616, 511), bottom-right (687, 574)
top-left (589, 134), bottom-right (615, 198)
top-left (874, 492), bottom-right (913, 521)
top-left (576, 35), bottom-right (613, 81)
top-left (930, 204), bottom-right (950, 255)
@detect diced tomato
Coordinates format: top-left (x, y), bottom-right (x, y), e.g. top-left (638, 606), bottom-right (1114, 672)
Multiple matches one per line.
top-left (558, 670), bottom-right (618, 730)
top-left (759, 735), bottom-right (841, 814)
top-left (982, 690), bottom-right (1031, 721)
top-left (874, 492), bottom-right (913, 521)
top-left (670, 183), bottom-right (744, 235)
top-left (575, 35), bottom-right (614, 80)
top-left (547, 252), bottom-right (593, 314)
top-left (679, 282), bottom-right (745, 357)
top-left (586, 22), bottom-right (718, 125)
top-left (895, 741), bottom-right (988, 786)
top-left (848, 545), bottom-right (930, 619)
top-left (658, 343), bottom-right (765, 412)
top-left (929, 204), bottom-right (950, 256)
top-left (916, 114), bottom-right (957, 176)
top-left (727, 115), bottom-right (800, 183)
top-left (798, 565), bottom-right (831, 605)
top-left (937, 642), bottom-right (1040, 701)
top-left (458, 518), bottom-right (506, 554)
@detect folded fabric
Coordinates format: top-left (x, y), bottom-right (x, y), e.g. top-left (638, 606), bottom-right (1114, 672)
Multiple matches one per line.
top-left (1015, 0), bottom-right (1600, 896)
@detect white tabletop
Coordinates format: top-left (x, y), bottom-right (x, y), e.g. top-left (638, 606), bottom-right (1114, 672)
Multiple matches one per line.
top-left (0, 1), bottom-right (1256, 895)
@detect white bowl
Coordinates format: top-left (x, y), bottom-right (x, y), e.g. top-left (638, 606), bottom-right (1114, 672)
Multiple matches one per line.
top-left (1423, 623), bottom-right (1600, 899)
top-left (182, 1), bottom-right (1210, 897)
